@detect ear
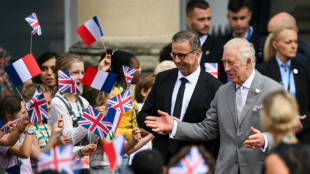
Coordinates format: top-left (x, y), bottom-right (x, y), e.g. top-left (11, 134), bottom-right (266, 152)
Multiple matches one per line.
top-left (246, 58), bottom-right (252, 67)
top-left (272, 41), bottom-right (278, 50)
top-left (141, 88), bottom-right (148, 98)
top-left (186, 17), bottom-right (191, 27)
top-left (5, 114), bottom-right (13, 122)
top-left (248, 11), bottom-right (252, 19)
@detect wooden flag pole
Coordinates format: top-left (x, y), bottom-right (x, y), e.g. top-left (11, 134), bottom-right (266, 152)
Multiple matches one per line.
top-left (30, 34), bottom-right (33, 53)
top-left (101, 37), bottom-right (108, 56)
top-left (15, 87), bottom-right (25, 102)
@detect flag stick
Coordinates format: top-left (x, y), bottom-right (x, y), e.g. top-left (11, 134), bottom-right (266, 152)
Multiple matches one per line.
top-left (15, 87), bottom-right (25, 102)
top-left (101, 37), bottom-right (108, 56)
top-left (30, 34), bottom-right (33, 53)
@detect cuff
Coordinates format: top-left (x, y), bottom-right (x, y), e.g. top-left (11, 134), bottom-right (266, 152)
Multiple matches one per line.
top-left (260, 133), bottom-right (268, 152)
top-left (169, 120), bottom-right (177, 139)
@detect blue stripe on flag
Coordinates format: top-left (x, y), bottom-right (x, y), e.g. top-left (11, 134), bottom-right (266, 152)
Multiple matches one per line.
top-left (93, 16), bottom-right (104, 36)
top-left (106, 108), bottom-right (117, 123)
top-left (101, 73), bottom-right (117, 93)
top-left (5, 64), bottom-right (23, 87)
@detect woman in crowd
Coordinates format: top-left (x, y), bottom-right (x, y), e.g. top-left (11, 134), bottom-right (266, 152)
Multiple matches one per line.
top-left (32, 52), bottom-right (59, 96)
top-left (262, 90), bottom-right (310, 174)
top-left (256, 26), bottom-right (310, 143)
top-left (48, 54), bottom-right (89, 147)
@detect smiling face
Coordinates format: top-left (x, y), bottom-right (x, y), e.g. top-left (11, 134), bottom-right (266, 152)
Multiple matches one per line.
top-left (273, 29), bottom-right (298, 61)
top-left (187, 7), bottom-right (212, 36)
top-left (40, 58), bottom-right (56, 88)
top-left (227, 7), bottom-right (252, 38)
top-left (68, 61), bottom-right (84, 86)
top-left (171, 42), bottom-right (200, 76)
top-left (222, 46), bottom-right (252, 85)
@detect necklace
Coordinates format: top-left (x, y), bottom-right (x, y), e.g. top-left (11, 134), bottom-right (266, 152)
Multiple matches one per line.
top-left (60, 92), bottom-right (82, 125)
top-left (281, 134), bottom-right (296, 143)
top-left (34, 123), bottom-right (50, 147)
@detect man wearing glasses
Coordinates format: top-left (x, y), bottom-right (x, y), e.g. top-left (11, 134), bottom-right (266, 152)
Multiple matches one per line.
top-left (137, 31), bottom-right (223, 164)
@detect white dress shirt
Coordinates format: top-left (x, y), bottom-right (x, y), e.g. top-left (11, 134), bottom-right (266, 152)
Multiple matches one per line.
top-left (198, 35), bottom-right (208, 64)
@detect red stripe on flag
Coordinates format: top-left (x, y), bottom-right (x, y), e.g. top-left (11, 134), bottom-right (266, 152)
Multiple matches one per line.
top-left (23, 53), bottom-right (41, 77)
top-left (103, 143), bottom-right (117, 171)
top-left (81, 66), bottom-right (98, 86)
top-left (76, 25), bottom-right (96, 46)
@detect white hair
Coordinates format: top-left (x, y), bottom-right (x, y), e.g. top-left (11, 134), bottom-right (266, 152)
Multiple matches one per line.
top-left (223, 38), bottom-right (256, 68)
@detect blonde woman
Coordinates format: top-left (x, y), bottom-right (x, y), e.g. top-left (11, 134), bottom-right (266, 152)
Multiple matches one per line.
top-left (262, 90), bottom-right (310, 174)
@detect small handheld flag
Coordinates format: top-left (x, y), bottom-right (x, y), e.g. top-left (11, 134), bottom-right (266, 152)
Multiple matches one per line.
top-left (1, 117), bottom-right (21, 133)
top-left (81, 66), bottom-right (117, 93)
top-left (76, 16), bottom-right (103, 46)
top-left (25, 91), bottom-right (49, 123)
top-left (168, 146), bottom-right (209, 174)
top-left (105, 108), bottom-right (121, 134)
top-left (103, 136), bottom-right (125, 171)
top-left (58, 70), bottom-right (80, 94)
top-left (122, 66), bottom-right (136, 87)
top-left (37, 145), bottom-right (83, 174)
top-left (5, 53), bottom-right (41, 87)
top-left (204, 63), bottom-right (218, 79)
top-left (106, 89), bottom-right (133, 115)
top-left (78, 105), bottom-right (114, 139)
top-left (25, 13), bottom-right (42, 36)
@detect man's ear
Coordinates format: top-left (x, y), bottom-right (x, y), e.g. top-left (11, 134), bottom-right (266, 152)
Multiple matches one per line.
top-left (248, 11), bottom-right (252, 19)
top-left (246, 58), bottom-right (252, 67)
top-left (186, 17), bottom-right (191, 27)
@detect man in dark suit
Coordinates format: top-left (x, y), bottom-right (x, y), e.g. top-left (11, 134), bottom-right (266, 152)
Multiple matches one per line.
top-left (186, 0), bottom-right (226, 83)
top-left (137, 31), bottom-right (223, 164)
top-left (223, 0), bottom-right (264, 64)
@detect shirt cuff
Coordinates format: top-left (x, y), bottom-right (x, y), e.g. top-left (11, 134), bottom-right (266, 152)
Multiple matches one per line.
top-left (169, 120), bottom-right (177, 139)
top-left (260, 133), bottom-right (268, 152)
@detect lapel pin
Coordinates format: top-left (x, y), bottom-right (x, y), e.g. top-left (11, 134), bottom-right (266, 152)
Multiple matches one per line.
top-left (253, 104), bottom-right (263, 111)
top-left (205, 50), bottom-right (210, 55)
top-left (255, 88), bottom-right (260, 94)
top-left (293, 69), bottom-right (298, 74)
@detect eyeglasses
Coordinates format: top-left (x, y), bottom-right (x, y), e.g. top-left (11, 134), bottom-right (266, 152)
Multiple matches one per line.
top-left (170, 49), bottom-right (197, 60)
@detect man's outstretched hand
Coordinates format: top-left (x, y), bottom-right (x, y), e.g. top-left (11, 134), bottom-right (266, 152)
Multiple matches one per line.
top-left (145, 110), bottom-right (174, 132)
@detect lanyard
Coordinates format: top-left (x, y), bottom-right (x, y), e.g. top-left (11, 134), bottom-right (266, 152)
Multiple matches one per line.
top-left (34, 123), bottom-right (50, 147)
top-left (60, 92), bottom-right (82, 125)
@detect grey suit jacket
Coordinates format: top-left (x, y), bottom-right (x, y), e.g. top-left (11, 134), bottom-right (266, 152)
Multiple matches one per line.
top-left (174, 71), bottom-right (283, 174)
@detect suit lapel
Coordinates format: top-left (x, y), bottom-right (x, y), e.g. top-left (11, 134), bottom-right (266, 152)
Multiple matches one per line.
top-left (164, 70), bottom-right (178, 115)
top-left (291, 60), bottom-right (301, 102)
top-left (227, 82), bottom-right (238, 129)
top-left (271, 58), bottom-right (282, 83)
top-left (238, 71), bottom-right (264, 126)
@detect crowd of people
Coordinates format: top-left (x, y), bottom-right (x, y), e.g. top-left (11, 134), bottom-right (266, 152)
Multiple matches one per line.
top-left (1, 0), bottom-right (310, 174)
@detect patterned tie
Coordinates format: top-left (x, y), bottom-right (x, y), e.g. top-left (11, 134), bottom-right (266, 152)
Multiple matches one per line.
top-left (236, 86), bottom-right (243, 121)
top-left (173, 77), bottom-right (188, 118)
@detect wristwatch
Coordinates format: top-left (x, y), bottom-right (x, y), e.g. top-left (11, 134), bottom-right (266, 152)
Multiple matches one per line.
top-left (25, 129), bottom-right (36, 135)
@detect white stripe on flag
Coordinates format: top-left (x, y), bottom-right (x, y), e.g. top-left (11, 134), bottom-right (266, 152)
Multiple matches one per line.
top-left (111, 109), bottom-right (121, 133)
top-left (85, 19), bottom-right (102, 40)
top-left (91, 70), bottom-right (108, 90)
top-left (113, 136), bottom-right (125, 165)
top-left (13, 59), bottom-right (32, 83)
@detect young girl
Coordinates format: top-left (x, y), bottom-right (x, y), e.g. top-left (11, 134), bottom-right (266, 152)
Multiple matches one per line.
top-left (0, 96), bottom-right (35, 173)
top-left (48, 54), bottom-right (89, 146)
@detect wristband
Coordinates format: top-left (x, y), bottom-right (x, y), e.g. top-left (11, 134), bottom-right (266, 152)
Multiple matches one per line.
top-left (131, 138), bottom-right (138, 145)
top-left (17, 124), bottom-right (25, 133)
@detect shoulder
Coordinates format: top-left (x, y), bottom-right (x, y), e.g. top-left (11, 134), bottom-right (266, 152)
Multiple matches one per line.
top-left (257, 71), bottom-right (282, 87)
top-left (200, 70), bottom-right (223, 87)
top-left (265, 153), bottom-right (289, 174)
top-left (155, 68), bottom-right (178, 82)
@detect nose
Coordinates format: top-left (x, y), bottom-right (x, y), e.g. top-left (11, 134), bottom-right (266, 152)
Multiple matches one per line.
top-left (236, 19), bottom-right (242, 26)
top-left (224, 63), bottom-right (230, 72)
top-left (47, 68), bottom-right (53, 75)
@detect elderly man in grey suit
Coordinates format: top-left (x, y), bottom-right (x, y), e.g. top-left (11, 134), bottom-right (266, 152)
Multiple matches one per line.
top-left (145, 38), bottom-right (283, 174)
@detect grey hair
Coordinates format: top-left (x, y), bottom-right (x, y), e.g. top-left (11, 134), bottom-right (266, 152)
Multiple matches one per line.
top-left (224, 38), bottom-right (256, 67)
top-left (172, 31), bottom-right (201, 50)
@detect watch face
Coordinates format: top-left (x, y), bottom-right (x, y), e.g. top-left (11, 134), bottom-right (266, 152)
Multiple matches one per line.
top-left (26, 129), bottom-right (35, 135)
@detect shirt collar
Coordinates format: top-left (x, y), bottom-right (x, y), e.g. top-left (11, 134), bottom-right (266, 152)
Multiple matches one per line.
top-left (200, 35), bottom-right (208, 47)
top-left (236, 69), bottom-right (256, 89)
top-left (177, 66), bottom-right (201, 85)
top-left (275, 56), bottom-right (291, 69)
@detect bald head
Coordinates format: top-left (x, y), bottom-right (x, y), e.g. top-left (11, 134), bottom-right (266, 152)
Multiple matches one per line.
top-left (268, 12), bottom-right (298, 33)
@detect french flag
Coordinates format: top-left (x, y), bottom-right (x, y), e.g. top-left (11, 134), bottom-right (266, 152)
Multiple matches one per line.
top-left (5, 53), bottom-right (41, 87)
top-left (81, 66), bottom-right (117, 93)
top-left (103, 136), bottom-right (125, 171)
top-left (76, 16), bottom-right (103, 46)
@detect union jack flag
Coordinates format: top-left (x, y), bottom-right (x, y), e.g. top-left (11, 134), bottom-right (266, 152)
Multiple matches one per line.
top-left (204, 63), bottom-right (218, 79)
top-left (78, 105), bottom-right (114, 139)
top-left (106, 89), bottom-right (132, 114)
top-left (122, 65), bottom-right (136, 86)
top-left (1, 117), bottom-right (21, 133)
top-left (168, 146), bottom-right (209, 174)
top-left (37, 145), bottom-right (82, 174)
top-left (58, 70), bottom-right (80, 94)
top-left (25, 92), bottom-right (49, 123)
top-left (25, 13), bottom-right (42, 36)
